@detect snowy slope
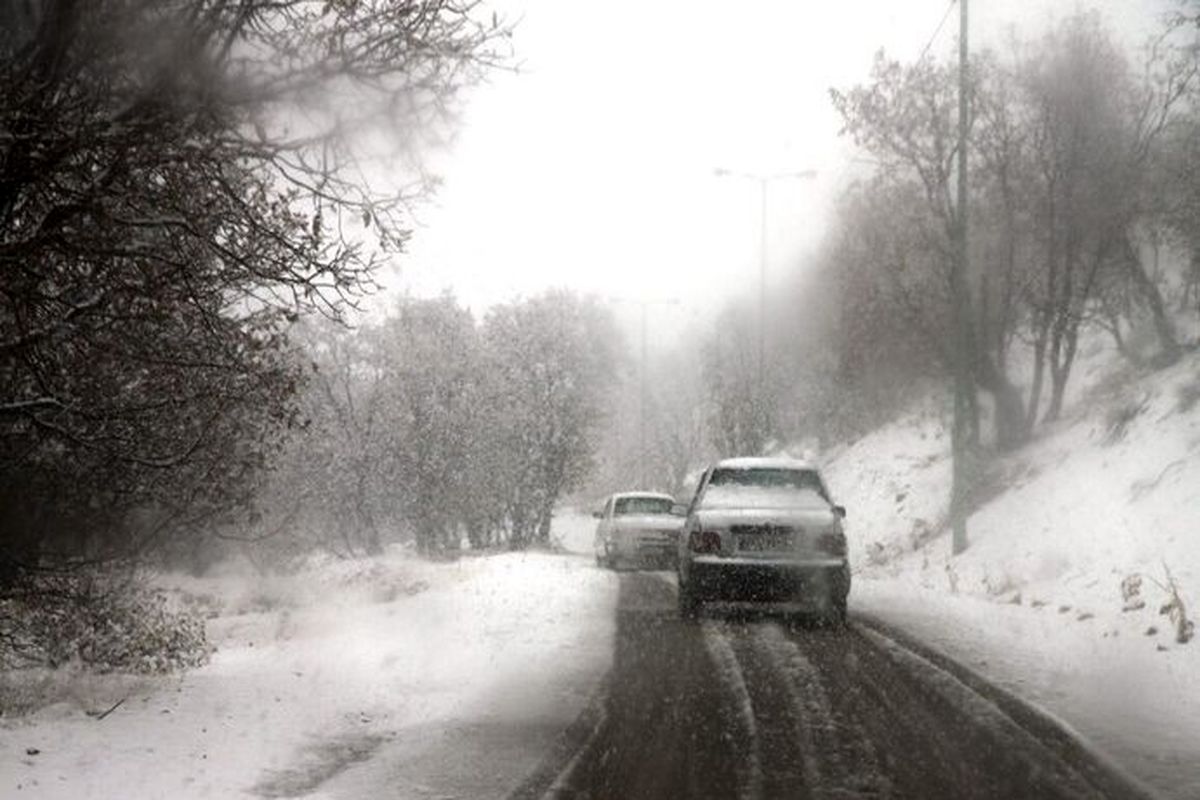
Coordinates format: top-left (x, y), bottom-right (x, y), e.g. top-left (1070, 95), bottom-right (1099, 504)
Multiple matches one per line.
top-left (0, 548), bottom-right (617, 800)
top-left (822, 346), bottom-right (1200, 799)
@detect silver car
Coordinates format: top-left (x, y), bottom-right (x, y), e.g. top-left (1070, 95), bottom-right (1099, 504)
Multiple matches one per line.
top-left (676, 457), bottom-right (850, 622)
top-left (593, 491), bottom-right (684, 569)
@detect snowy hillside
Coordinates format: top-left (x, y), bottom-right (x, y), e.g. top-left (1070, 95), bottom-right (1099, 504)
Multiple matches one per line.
top-left (0, 549), bottom-right (617, 800)
top-left (823, 345), bottom-right (1200, 799)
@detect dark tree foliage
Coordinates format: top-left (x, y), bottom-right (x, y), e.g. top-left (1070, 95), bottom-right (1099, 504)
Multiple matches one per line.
top-left (0, 0), bottom-right (507, 586)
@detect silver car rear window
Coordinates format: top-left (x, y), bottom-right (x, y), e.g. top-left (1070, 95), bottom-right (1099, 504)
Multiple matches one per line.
top-left (708, 467), bottom-right (822, 491)
top-left (614, 496), bottom-right (673, 515)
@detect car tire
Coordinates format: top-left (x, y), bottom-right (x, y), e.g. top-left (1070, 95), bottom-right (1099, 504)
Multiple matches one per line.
top-left (678, 580), bottom-right (700, 620)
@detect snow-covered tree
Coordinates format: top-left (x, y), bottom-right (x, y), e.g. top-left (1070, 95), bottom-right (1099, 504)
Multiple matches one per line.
top-left (483, 291), bottom-right (618, 547)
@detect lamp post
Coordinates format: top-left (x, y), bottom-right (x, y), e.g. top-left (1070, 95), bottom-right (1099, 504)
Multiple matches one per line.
top-left (712, 167), bottom-right (817, 387)
top-left (607, 295), bottom-right (680, 487)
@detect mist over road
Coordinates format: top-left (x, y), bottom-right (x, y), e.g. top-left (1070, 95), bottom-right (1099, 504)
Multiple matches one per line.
top-left (530, 572), bottom-right (1153, 800)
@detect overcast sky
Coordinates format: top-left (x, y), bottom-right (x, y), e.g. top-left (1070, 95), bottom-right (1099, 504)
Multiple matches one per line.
top-left (378, 0), bottom-right (1172, 342)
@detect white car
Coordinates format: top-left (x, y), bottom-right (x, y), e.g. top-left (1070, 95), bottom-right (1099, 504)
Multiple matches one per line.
top-left (676, 457), bottom-right (850, 622)
top-left (593, 491), bottom-right (684, 569)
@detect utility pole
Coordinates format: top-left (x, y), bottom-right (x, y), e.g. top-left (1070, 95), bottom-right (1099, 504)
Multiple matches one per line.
top-left (950, 0), bottom-right (972, 555)
top-left (758, 177), bottom-right (768, 387)
top-left (639, 301), bottom-right (648, 487)
top-left (608, 295), bottom-right (679, 487)
top-left (713, 167), bottom-right (816, 449)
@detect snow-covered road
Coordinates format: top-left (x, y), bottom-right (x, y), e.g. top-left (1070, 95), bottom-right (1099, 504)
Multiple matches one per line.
top-left (551, 571), bottom-right (1152, 800)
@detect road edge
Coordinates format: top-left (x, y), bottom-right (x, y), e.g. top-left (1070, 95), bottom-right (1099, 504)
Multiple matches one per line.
top-left (505, 674), bottom-right (610, 800)
top-left (855, 613), bottom-right (1163, 800)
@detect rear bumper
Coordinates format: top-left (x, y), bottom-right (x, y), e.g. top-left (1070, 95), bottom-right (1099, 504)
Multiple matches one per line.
top-left (609, 537), bottom-right (678, 566)
top-left (683, 556), bottom-right (850, 603)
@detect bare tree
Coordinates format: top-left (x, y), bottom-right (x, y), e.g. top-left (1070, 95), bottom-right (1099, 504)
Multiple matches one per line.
top-left (1020, 13), bottom-right (1141, 421)
top-left (1, 0), bottom-right (508, 584)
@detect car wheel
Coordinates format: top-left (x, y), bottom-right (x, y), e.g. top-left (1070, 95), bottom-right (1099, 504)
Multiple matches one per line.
top-left (678, 580), bottom-right (700, 620)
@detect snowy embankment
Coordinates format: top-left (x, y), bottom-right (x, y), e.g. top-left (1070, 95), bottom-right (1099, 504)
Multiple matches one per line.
top-left (0, 544), bottom-right (617, 799)
top-left (824, 344), bottom-right (1200, 800)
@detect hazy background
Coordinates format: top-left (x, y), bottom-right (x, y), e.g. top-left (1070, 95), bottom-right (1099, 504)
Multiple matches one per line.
top-left (389, 0), bottom-right (1172, 344)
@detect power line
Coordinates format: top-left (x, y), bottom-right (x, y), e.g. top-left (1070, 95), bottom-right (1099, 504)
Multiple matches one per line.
top-left (917, 0), bottom-right (957, 63)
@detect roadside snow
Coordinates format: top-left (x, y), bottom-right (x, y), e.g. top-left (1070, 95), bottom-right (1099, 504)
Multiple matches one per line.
top-left (551, 508), bottom-right (597, 556)
top-left (0, 547), bottom-right (617, 800)
top-left (823, 345), bottom-right (1200, 800)
top-left (854, 582), bottom-right (1199, 799)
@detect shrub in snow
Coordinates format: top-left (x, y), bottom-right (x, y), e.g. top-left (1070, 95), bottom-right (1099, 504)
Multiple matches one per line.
top-left (1159, 566), bottom-right (1194, 645)
top-left (0, 572), bottom-right (211, 673)
top-left (1120, 567), bottom-right (1195, 646)
top-left (945, 563), bottom-right (960, 594)
top-left (1120, 574), bottom-right (1146, 612)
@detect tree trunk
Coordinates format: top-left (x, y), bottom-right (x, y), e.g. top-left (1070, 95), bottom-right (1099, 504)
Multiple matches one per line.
top-left (1046, 369), bottom-right (1068, 421)
top-left (536, 511), bottom-right (552, 544)
top-left (1026, 314), bottom-right (1048, 435)
top-left (1104, 311), bottom-right (1144, 365)
top-left (1045, 319), bottom-right (1078, 422)
top-left (1180, 252), bottom-right (1199, 313)
top-left (950, 0), bottom-right (973, 557)
top-left (977, 363), bottom-right (1028, 449)
top-left (1045, 341), bottom-right (1065, 423)
top-left (950, 376), bottom-right (974, 556)
top-left (1122, 237), bottom-right (1180, 367)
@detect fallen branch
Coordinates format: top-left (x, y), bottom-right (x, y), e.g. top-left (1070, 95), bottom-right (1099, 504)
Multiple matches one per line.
top-left (91, 698), bottom-right (125, 721)
top-left (1129, 459), bottom-right (1186, 500)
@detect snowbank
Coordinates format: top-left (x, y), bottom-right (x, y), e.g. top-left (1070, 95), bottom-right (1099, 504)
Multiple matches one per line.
top-left (823, 345), bottom-right (1200, 799)
top-left (551, 508), bottom-right (598, 556)
top-left (0, 548), bottom-right (618, 799)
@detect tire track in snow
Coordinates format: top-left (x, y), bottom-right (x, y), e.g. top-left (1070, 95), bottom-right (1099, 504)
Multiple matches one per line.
top-left (857, 625), bottom-right (1105, 799)
top-left (855, 616), bottom-right (1160, 800)
top-left (724, 626), bottom-right (810, 798)
top-left (701, 621), bottom-right (763, 800)
top-left (753, 623), bottom-right (892, 799)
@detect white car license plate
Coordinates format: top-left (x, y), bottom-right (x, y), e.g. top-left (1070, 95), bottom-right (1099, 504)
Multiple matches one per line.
top-left (738, 533), bottom-right (792, 552)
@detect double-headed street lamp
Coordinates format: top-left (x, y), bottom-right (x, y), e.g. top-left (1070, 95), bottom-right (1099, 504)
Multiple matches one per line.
top-left (712, 167), bottom-right (817, 387)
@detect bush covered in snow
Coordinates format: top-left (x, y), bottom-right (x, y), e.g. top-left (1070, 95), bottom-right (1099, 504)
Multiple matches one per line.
top-left (0, 572), bottom-right (211, 674)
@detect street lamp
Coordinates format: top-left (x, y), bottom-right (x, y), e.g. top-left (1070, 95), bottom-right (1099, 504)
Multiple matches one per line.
top-left (712, 167), bottom-right (818, 387)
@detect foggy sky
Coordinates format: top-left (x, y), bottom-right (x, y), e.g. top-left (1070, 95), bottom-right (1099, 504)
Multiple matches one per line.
top-left (385, 0), bottom-right (1172, 348)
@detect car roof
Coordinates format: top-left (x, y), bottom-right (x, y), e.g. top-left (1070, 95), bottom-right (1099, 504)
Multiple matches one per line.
top-left (610, 491), bottom-right (676, 501)
top-left (712, 456), bottom-right (817, 471)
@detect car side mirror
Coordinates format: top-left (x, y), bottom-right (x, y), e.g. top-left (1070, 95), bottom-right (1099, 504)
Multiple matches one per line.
top-left (832, 505), bottom-right (847, 519)
top-left (670, 503), bottom-right (688, 517)
top-left (592, 510), bottom-right (603, 520)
